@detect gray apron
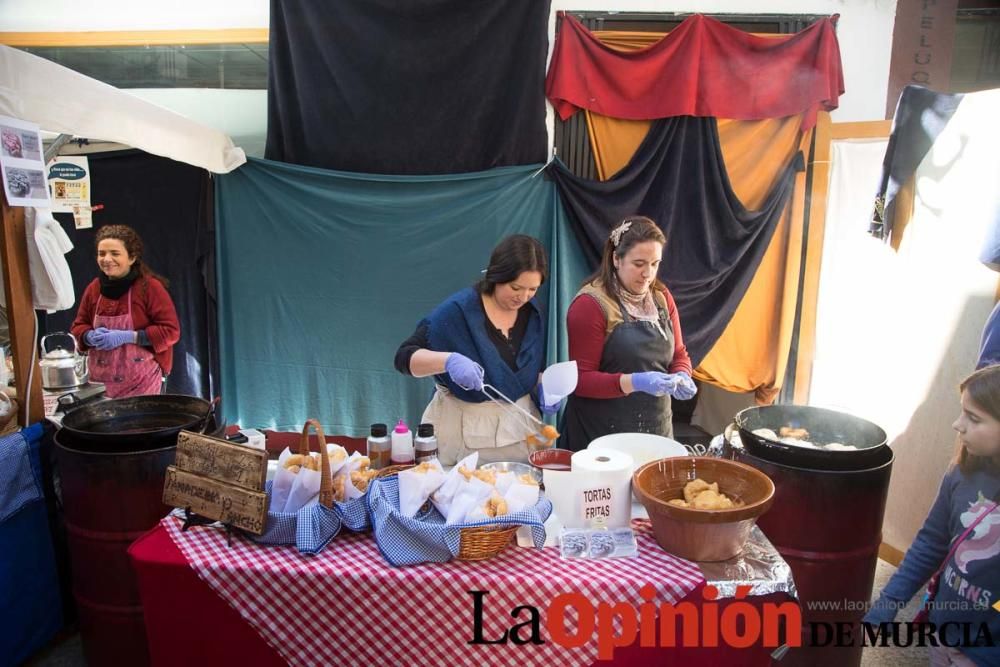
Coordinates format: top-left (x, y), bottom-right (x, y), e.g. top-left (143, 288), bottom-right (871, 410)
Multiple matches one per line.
top-left (562, 293), bottom-right (675, 451)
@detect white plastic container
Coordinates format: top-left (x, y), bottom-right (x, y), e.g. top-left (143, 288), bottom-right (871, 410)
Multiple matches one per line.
top-left (390, 419), bottom-right (414, 465)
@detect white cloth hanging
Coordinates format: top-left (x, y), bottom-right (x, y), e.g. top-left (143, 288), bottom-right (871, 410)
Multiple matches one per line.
top-left (0, 207), bottom-right (75, 313)
top-left (26, 207), bottom-right (75, 312)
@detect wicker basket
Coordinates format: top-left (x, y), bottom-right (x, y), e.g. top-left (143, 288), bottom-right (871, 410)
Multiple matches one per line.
top-left (375, 463), bottom-right (414, 478)
top-left (374, 463), bottom-right (520, 561)
top-left (298, 419), bottom-right (335, 507)
top-left (457, 524), bottom-right (519, 561)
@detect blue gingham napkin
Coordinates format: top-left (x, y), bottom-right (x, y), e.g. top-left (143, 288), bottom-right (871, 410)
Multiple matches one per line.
top-left (255, 480), bottom-right (372, 554)
top-left (0, 425), bottom-right (44, 524)
top-left (366, 475), bottom-right (552, 567)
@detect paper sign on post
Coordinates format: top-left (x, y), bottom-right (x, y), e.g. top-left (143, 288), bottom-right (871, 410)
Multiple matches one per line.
top-left (0, 115), bottom-right (50, 208)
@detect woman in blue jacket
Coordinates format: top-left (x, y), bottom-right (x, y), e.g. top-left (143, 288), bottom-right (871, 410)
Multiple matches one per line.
top-left (394, 235), bottom-right (552, 465)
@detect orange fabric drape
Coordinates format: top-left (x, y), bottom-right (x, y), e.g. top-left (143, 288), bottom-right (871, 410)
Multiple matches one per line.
top-left (583, 29), bottom-right (813, 403)
top-left (698, 120), bottom-right (809, 405)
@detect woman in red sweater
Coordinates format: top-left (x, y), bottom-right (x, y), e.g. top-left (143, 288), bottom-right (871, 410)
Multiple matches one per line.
top-left (562, 216), bottom-right (695, 450)
top-left (71, 225), bottom-right (180, 398)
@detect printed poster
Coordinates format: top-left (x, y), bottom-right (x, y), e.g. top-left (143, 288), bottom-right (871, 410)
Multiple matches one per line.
top-left (0, 115), bottom-right (50, 207)
top-left (47, 156), bottom-right (90, 213)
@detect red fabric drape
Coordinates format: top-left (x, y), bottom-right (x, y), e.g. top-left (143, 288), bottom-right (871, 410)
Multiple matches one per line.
top-left (546, 12), bottom-right (844, 130)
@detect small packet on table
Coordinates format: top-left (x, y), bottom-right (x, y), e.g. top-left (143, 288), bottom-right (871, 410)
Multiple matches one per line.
top-left (559, 527), bottom-right (638, 559)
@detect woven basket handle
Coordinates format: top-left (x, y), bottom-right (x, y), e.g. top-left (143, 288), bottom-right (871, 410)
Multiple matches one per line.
top-left (299, 419), bottom-right (333, 508)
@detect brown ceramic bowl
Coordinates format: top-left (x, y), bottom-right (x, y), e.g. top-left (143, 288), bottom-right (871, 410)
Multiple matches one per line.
top-left (633, 457), bottom-right (775, 562)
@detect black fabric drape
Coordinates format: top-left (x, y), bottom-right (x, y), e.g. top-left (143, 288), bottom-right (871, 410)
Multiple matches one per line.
top-left (871, 85), bottom-right (963, 241)
top-left (549, 117), bottom-right (804, 366)
top-left (44, 150), bottom-right (217, 398)
top-left (265, 0), bottom-right (549, 174)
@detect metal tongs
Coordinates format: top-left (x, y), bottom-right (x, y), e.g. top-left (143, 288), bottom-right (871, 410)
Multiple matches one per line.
top-left (481, 383), bottom-right (546, 435)
top-left (457, 362), bottom-right (555, 444)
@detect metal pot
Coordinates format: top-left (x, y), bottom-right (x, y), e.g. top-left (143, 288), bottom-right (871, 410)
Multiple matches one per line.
top-left (39, 332), bottom-right (89, 390)
top-left (735, 405), bottom-right (887, 471)
top-left (59, 394), bottom-right (220, 451)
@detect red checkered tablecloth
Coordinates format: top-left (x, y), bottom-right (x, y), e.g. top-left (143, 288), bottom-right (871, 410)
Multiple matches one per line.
top-left (162, 516), bottom-right (704, 666)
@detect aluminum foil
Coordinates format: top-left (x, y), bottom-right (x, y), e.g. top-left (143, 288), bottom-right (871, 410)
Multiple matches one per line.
top-left (698, 525), bottom-right (797, 599)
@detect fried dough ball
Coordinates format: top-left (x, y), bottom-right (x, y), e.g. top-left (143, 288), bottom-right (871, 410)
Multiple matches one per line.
top-left (690, 489), bottom-right (735, 510)
top-left (350, 468), bottom-right (378, 493)
top-left (672, 478), bottom-right (743, 510)
top-left (284, 454), bottom-right (307, 470)
top-left (779, 426), bottom-right (810, 439)
top-left (485, 493), bottom-right (509, 518)
top-left (412, 461), bottom-right (437, 474)
top-left (457, 465), bottom-right (497, 486)
top-left (332, 475), bottom-right (346, 502)
top-left (683, 479), bottom-right (717, 504)
top-left (285, 454), bottom-right (321, 472)
top-left (541, 425), bottom-right (559, 440)
top-left (327, 446), bottom-right (348, 463)
top-left (517, 473), bottom-right (540, 486)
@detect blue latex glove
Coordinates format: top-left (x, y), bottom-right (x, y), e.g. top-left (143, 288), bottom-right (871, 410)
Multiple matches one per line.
top-left (631, 371), bottom-right (672, 397)
top-left (537, 382), bottom-right (564, 415)
top-left (862, 596), bottom-right (901, 626)
top-left (445, 353), bottom-right (484, 391)
top-left (670, 372), bottom-right (698, 401)
top-left (93, 329), bottom-right (135, 351)
top-left (84, 327), bottom-right (109, 347)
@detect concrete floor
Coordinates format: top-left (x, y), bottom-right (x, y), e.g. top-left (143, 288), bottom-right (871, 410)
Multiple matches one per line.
top-left (25, 559), bottom-right (928, 666)
top-left (861, 558), bottom-right (927, 667)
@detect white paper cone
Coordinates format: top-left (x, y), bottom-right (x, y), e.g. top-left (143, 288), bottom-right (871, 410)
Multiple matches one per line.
top-left (398, 460), bottom-right (445, 518)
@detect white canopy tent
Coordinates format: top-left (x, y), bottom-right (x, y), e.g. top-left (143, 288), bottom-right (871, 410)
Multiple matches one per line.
top-left (0, 44), bottom-right (246, 173)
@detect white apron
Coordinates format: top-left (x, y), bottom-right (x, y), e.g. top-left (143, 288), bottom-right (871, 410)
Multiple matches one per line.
top-left (422, 385), bottom-right (541, 466)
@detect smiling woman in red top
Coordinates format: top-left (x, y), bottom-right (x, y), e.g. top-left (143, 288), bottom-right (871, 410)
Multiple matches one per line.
top-left (71, 225), bottom-right (180, 398)
top-left (562, 216), bottom-right (694, 450)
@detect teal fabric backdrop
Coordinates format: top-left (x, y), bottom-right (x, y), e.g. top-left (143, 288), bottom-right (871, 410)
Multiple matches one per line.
top-left (216, 159), bottom-right (588, 434)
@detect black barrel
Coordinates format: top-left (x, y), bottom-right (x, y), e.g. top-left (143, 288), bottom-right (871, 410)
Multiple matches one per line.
top-left (736, 445), bottom-right (893, 667)
top-left (53, 410), bottom-right (223, 666)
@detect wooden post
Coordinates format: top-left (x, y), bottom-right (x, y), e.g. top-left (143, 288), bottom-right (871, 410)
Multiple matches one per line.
top-left (0, 191), bottom-right (44, 425)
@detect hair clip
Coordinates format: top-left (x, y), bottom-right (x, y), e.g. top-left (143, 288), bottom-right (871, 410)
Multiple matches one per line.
top-left (609, 220), bottom-right (633, 248)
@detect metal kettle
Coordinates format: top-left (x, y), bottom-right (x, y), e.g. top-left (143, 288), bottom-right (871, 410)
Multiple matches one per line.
top-left (39, 332), bottom-right (89, 390)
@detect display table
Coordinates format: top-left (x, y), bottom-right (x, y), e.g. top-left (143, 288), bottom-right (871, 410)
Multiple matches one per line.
top-left (131, 516), bottom-right (795, 667)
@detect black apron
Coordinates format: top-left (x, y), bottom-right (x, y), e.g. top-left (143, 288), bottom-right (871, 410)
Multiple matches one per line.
top-left (562, 293), bottom-right (675, 451)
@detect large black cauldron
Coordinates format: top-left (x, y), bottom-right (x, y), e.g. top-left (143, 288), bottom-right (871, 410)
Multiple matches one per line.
top-left (59, 394), bottom-right (220, 451)
top-left (735, 404), bottom-right (887, 471)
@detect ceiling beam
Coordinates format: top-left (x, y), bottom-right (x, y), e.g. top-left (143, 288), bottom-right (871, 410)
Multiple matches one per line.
top-left (0, 28), bottom-right (268, 47)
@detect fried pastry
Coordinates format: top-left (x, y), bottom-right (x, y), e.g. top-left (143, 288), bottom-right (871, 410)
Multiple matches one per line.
top-left (484, 493), bottom-right (509, 518)
top-left (350, 468), bottom-right (378, 493)
top-left (779, 426), bottom-right (810, 439)
top-left (683, 478), bottom-right (717, 504)
top-left (284, 453), bottom-right (320, 473)
top-left (671, 478), bottom-right (743, 510)
top-left (332, 475), bottom-right (346, 502)
top-left (457, 465), bottom-right (497, 486)
top-left (517, 473), bottom-right (539, 486)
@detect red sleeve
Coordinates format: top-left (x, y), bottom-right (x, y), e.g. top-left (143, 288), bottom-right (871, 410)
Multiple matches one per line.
top-left (663, 288), bottom-right (693, 375)
top-left (567, 294), bottom-right (626, 399)
top-left (140, 278), bottom-right (180, 353)
top-left (70, 280), bottom-right (99, 350)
